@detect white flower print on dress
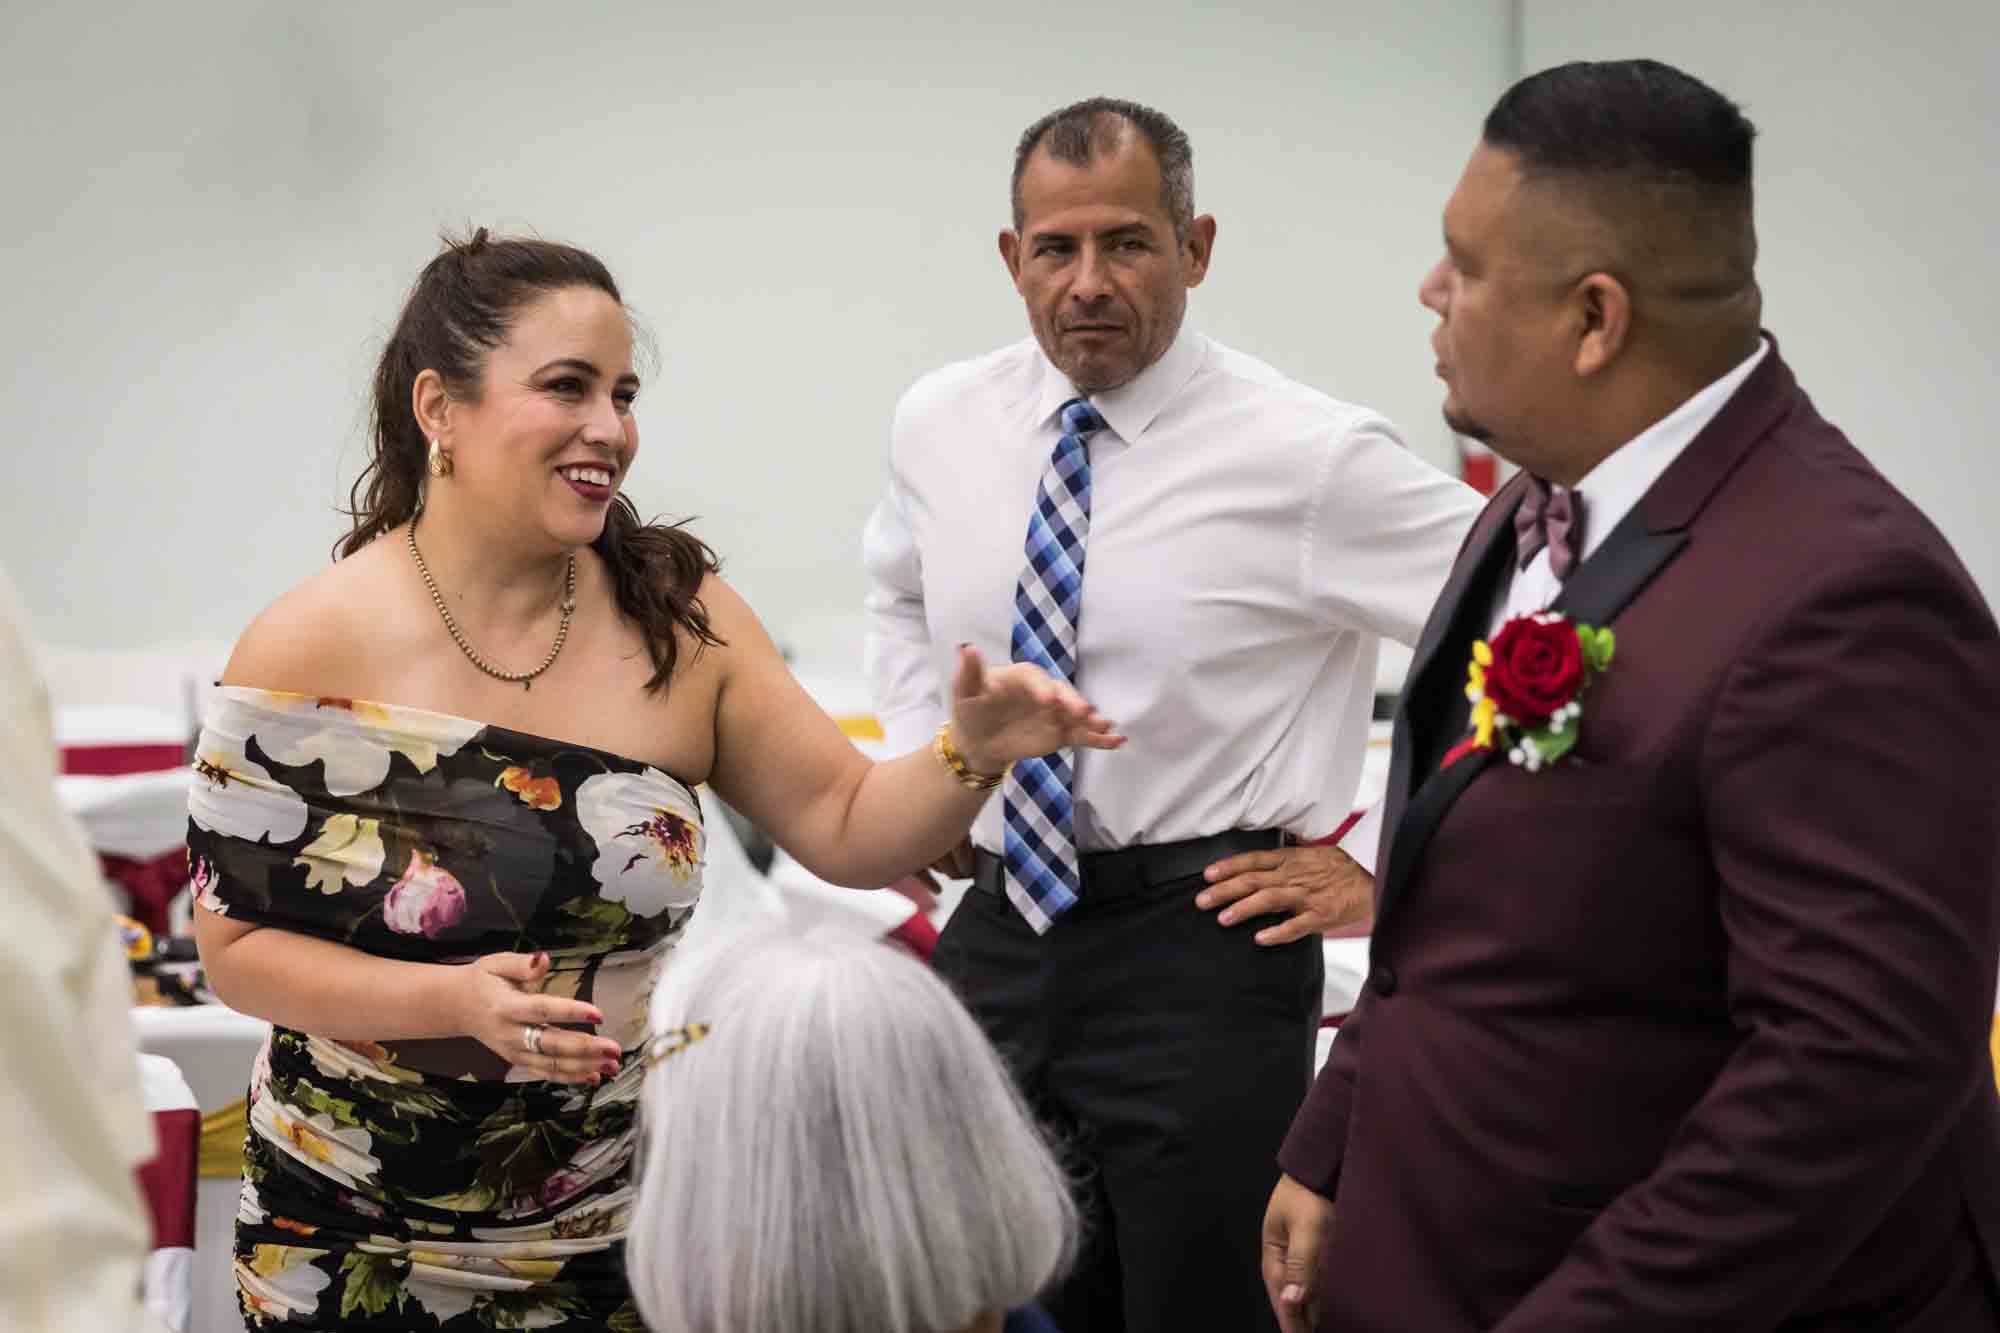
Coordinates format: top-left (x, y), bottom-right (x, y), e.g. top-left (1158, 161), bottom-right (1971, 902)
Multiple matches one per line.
top-left (575, 771), bottom-right (704, 919)
top-left (237, 1244), bottom-right (333, 1321)
top-left (237, 1176), bottom-right (268, 1227)
top-left (292, 813), bottom-right (387, 894)
top-left (404, 1267), bottom-right (483, 1323)
top-left (188, 720), bottom-right (308, 844)
top-left (247, 1035), bottom-right (273, 1108)
top-left (305, 1034), bottom-right (424, 1086)
top-left (212, 688), bottom-right (485, 797)
top-left (485, 1299), bottom-right (566, 1329)
top-left (583, 936), bottom-right (677, 1054)
top-left (253, 1095), bottom-right (384, 1191)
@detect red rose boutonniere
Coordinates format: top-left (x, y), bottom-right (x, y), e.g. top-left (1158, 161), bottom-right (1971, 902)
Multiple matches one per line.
top-left (1442, 611), bottom-right (1615, 772)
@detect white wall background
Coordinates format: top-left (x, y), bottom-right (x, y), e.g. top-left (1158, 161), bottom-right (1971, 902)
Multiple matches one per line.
top-left (1522, 0), bottom-right (2000, 607)
top-left (6, 3), bottom-right (1994, 659)
top-left (0, 0), bottom-right (1509, 655)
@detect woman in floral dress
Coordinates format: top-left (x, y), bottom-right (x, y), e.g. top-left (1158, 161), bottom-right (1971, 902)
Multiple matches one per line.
top-left (188, 231), bottom-right (1121, 1330)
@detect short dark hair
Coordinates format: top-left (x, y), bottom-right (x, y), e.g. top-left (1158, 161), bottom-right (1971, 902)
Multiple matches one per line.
top-left (1483, 59), bottom-right (1758, 303)
top-left (1010, 97), bottom-right (1194, 238)
top-left (1485, 58), bottom-right (1755, 189)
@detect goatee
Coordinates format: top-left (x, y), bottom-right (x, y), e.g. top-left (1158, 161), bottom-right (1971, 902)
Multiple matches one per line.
top-left (1443, 408), bottom-right (1492, 443)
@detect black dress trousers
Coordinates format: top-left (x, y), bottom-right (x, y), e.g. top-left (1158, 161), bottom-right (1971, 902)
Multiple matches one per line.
top-left (935, 852), bottom-right (1324, 1333)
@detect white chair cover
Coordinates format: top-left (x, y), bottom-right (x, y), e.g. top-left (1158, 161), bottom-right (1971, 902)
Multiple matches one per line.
top-left (133, 1006), bottom-right (270, 1333)
top-left (137, 1053), bottom-right (198, 1333)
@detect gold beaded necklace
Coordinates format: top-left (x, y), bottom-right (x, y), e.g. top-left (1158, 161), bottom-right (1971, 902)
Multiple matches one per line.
top-left (407, 519), bottom-right (576, 691)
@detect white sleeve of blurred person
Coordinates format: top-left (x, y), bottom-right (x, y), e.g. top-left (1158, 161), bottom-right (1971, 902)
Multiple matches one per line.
top-left (861, 477), bottom-right (948, 756)
top-left (0, 566), bottom-right (166, 1333)
top-left (631, 924), bottom-right (1077, 1333)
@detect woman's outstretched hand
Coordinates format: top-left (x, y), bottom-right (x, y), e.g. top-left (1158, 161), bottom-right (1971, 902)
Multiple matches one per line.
top-left (948, 644), bottom-right (1125, 775)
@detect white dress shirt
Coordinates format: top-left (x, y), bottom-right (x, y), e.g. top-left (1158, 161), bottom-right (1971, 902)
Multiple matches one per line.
top-left (1493, 338), bottom-right (1771, 630)
top-left (0, 566), bottom-right (162, 1333)
top-left (864, 328), bottom-right (1482, 865)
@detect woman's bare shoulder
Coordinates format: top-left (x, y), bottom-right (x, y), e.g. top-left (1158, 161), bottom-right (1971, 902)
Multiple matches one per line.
top-left (222, 539), bottom-right (412, 692)
top-left (692, 571), bottom-right (782, 663)
top-left (693, 570), bottom-right (751, 627)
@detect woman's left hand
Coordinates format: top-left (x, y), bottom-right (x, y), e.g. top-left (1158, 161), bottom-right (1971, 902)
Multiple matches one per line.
top-left (948, 644), bottom-right (1125, 775)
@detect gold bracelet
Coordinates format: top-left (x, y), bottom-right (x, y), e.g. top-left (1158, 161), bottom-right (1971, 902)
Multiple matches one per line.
top-left (933, 723), bottom-right (1007, 792)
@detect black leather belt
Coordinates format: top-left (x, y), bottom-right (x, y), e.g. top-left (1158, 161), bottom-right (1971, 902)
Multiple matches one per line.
top-left (971, 829), bottom-right (1292, 905)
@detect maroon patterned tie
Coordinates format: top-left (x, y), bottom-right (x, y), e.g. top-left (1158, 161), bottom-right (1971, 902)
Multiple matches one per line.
top-left (1513, 477), bottom-right (1584, 581)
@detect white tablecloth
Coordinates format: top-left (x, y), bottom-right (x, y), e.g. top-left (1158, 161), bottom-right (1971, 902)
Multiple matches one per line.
top-left (58, 768), bottom-right (192, 859)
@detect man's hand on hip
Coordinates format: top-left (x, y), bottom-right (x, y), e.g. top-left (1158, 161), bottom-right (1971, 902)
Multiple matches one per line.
top-left (1263, 1172), bottom-right (1333, 1333)
top-left (1196, 842), bottom-right (1372, 945)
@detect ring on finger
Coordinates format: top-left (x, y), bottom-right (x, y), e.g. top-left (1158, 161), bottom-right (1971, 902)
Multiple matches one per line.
top-left (522, 1023), bottom-right (545, 1055)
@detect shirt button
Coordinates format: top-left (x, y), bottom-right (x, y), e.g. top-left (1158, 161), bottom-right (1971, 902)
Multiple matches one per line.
top-left (1369, 966), bottom-right (1398, 997)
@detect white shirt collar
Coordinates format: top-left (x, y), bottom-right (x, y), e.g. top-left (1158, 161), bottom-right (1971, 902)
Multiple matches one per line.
top-left (1569, 336), bottom-right (1770, 561)
top-left (1032, 324), bottom-right (1208, 445)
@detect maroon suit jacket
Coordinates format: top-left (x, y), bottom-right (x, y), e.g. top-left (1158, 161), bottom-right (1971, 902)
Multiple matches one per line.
top-left (1279, 344), bottom-right (2000, 1331)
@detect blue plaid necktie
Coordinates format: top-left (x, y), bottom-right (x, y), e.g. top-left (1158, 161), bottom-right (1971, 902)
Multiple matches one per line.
top-left (1003, 396), bottom-right (1105, 933)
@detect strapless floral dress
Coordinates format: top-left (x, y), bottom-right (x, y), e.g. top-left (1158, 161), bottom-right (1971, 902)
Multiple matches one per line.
top-left (186, 686), bottom-right (704, 1330)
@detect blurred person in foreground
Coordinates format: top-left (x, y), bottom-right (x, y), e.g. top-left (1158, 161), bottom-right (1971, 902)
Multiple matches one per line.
top-left (0, 565), bottom-right (163, 1331)
top-left (1263, 59), bottom-right (2000, 1332)
top-left (631, 925), bottom-right (1074, 1333)
top-left (863, 97), bottom-right (1482, 1333)
top-left (187, 230), bottom-right (1119, 1329)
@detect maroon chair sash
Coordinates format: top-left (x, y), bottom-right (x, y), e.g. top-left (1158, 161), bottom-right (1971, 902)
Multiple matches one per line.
top-left (61, 743), bottom-right (186, 776)
top-left (102, 849), bottom-right (189, 937)
top-left (138, 1106), bottom-right (200, 1250)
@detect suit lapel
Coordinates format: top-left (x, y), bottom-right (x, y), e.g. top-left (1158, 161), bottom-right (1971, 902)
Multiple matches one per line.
top-left (1374, 486), bottom-right (1522, 903)
top-left (1548, 506), bottom-right (1688, 627)
top-left (1389, 479), bottom-right (1526, 810)
top-left (1377, 739), bottom-right (1501, 926)
top-left (1401, 476), bottom-right (1527, 731)
top-left (1377, 509), bottom-right (1690, 928)
top-left (1372, 341), bottom-right (1803, 933)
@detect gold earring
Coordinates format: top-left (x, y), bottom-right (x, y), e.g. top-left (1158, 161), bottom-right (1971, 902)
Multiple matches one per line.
top-left (427, 438), bottom-right (453, 478)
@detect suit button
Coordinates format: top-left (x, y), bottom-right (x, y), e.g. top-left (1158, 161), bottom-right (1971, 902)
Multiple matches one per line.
top-left (1369, 966), bottom-right (1398, 997)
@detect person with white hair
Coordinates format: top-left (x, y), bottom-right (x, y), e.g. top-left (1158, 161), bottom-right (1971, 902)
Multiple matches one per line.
top-left (631, 925), bottom-right (1077, 1333)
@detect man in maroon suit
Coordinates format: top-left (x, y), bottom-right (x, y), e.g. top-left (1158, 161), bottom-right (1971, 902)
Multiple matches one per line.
top-left (1262, 59), bottom-right (2000, 1331)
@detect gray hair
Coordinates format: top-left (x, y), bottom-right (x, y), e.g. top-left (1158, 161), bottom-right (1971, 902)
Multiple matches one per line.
top-left (1011, 96), bottom-right (1195, 239)
top-left (630, 926), bottom-right (1079, 1333)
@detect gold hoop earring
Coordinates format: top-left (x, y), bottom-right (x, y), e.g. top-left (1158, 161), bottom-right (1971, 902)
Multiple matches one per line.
top-left (427, 438), bottom-right (453, 478)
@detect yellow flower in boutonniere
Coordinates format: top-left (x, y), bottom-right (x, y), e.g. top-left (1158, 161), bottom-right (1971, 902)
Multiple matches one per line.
top-left (1472, 694), bottom-right (1498, 749)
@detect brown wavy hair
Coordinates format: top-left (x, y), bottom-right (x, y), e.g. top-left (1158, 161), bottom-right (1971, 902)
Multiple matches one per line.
top-left (340, 228), bottom-right (720, 693)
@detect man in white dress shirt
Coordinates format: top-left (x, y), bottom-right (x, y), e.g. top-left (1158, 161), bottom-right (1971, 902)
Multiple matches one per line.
top-left (0, 565), bottom-right (163, 1332)
top-left (862, 97), bottom-right (1481, 1332)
